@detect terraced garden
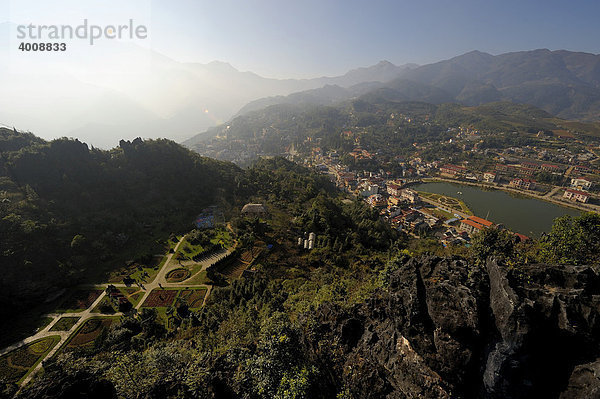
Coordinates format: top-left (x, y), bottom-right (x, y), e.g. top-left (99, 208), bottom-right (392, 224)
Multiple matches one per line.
top-left (0, 336), bottom-right (60, 383)
top-left (221, 246), bottom-right (262, 279)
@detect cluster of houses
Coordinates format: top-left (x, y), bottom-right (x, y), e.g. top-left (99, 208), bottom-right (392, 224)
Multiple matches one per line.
top-left (388, 208), bottom-right (440, 236)
top-left (301, 134), bottom-right (598, 241)
top-left (509, 178), bottom-right (536, 190)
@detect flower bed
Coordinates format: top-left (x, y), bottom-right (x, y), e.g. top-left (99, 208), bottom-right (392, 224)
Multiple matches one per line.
top-left (68, 319), bottom-right (113, 348)
top-left (8, 347), bottom-right (39, 368)
top-left (177, 289), bottom-right (207, 308)
top-left (59, 290), bottom-right (103, 311)
top-left (141, 289), bottom-right (178, 307)
top-left (0, 357), bottom-right (26, 382)
top-left (166, 268), bottom-right (191, 283)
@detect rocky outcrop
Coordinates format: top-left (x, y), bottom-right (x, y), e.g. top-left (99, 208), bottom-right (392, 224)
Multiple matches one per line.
top-left (305, 256), bottom-right (600, 398)
top-left (484, 260), bottom-right (600, 398)
top-left (561, 359), bottom-right (600, 399)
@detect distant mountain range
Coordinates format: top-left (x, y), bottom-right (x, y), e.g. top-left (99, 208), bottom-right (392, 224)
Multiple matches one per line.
top-left (2, 26), bottom-right (600, 149)
top-left (0, 22), bottom-right (416, 149)
top-left (235, 49), bottom-right (600, 123)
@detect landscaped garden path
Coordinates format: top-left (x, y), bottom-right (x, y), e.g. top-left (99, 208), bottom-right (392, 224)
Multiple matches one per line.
top-left (0, 235), bottom-right (234, 387)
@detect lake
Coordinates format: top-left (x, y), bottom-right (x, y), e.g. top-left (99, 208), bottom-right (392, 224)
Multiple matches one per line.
top-left (412, 182), bottom-right (581, 237)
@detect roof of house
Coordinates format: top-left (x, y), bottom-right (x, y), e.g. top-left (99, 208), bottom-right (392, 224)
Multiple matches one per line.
top-left (460, 219), bottom-right (485, 230)
top-left (565, 189), bottom-right (590, 196)
top-left (468, 216), bottom-right (494, 227)
top-left (521, 161), bottom-right (539, 167)
top-left (241, 203), bottom-right (267, 213)
top-left (514, 233), bottom-right (530, 242)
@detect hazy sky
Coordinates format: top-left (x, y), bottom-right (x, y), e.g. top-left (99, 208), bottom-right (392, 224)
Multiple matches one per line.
top-left (3, 0), bottom-right (600, 78)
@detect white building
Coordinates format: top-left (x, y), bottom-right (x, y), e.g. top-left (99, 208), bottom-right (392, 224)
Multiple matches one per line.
top-left (563, 189), bottom-right (590, 203)
top-left (570, 177), bottom-right (593, 191)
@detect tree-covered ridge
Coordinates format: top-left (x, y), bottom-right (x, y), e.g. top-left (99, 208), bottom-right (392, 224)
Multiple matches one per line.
top-left (0, 132), bottom-right (242, 320)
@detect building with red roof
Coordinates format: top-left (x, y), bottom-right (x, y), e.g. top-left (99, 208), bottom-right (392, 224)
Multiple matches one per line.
top-left (459, 215), bottom-right (494, 234)
top-left (563, 189), bottom-right (590, 203)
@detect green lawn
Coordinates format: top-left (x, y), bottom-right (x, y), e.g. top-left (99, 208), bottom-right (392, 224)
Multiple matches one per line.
top-left (175, 227), bottom-right (234, 261)
top-left (108, 255), bottom-right (166, 284)
top-left (184, 270), bottom-right (210, 285)
top-left (210, 228), bottom-right (234, 249)
top-left (418, 192), bottom-right (473, 215)
top-left (91, 296), bottom-right (118, 314)
top-left (120, 287), bottom-right (144, 307)
top-left (49, 317), bottom-right (80, 332)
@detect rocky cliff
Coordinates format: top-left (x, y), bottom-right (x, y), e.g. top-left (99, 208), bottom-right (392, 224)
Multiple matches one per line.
top-left (304, 256), bottom-right (600, 398)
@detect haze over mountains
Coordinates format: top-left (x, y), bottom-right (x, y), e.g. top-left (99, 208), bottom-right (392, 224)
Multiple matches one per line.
top-left (2, 34), bottom-right (600, 149)
top-left (236, 49), bottom-right (600, 124)
top-left (0, 22), bottom-right (415, 148)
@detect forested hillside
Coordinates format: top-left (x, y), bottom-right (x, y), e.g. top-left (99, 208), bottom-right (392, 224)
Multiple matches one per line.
top-left (0, 129), bottom-right (241, 320)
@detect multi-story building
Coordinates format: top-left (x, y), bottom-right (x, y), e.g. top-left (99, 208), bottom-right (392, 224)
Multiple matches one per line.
top-left (483, 172), bottom-right (497, 183)
top-left (440, 164), bottom-right (466, 178)
top-left (570, 177), bottom-right (593, 191)
top-left (563, 189), bottom-right (590, 203)
top-left (509, 178), bottom-right (536, 190)
top-left (459, 216), bottom-right (494, 235)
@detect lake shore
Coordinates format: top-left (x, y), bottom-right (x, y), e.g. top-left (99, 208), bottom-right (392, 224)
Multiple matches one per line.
top-left (413, 180), bottom-right (582, 237)
top-left (422, 177), bottom-right (599, 213)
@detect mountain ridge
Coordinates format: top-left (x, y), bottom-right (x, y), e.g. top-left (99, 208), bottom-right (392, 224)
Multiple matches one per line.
top-left (232, 49), bottom-right (600, 127)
